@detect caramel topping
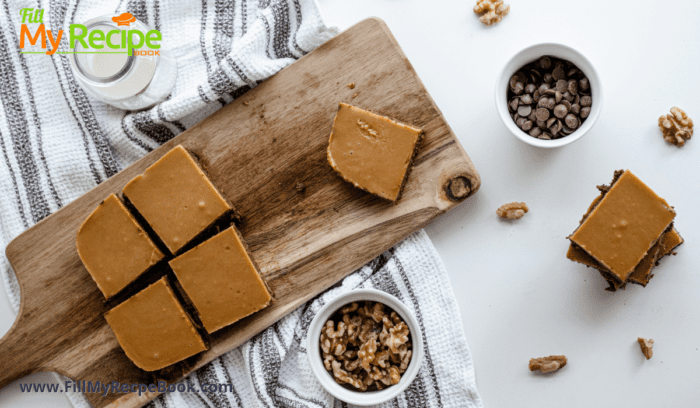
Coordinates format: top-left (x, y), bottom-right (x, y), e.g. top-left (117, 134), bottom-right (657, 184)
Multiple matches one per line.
top-left (104, 277), bottom-right (206, 371)
top-left (327, 103), bottom-right (422, 202)
top-left (570, 170), bottom-right (675, 281)
top-left (123, 146), bottom-right (231, 253)
top-left (77, 194), bottom-right (164, 299)
top-left (169, 227), bottom-right (271, 333)
top-left (629, 228), bottom-right (683, 286)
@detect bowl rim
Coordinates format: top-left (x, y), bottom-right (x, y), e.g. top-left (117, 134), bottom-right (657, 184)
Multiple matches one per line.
top-left (305, 288), bottom-right (424, 406)
top-left (495, 42), bottom-right (604, 148)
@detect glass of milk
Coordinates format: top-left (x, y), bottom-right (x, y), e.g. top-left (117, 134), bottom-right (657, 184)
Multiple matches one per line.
top-left (69, 15), bottom-right (177, 110)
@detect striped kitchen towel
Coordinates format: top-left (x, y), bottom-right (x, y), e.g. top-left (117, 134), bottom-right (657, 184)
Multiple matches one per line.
top-left (0, 0), bottom-right (483, 407)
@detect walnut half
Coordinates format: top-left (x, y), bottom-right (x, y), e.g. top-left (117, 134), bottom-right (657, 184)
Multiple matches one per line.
top-left (497, 202), bottom-right (529, 220)
top-left (638, 338), bottom-right (654, 360)
top-left (659, 107), bottom-right (693, 147)
top-left (529, 355), bottom-right (567, 374)
top-left (473, 0), bottom-right (510, 26)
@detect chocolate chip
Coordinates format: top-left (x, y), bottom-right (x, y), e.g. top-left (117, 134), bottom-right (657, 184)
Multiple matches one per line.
top-left (565, 113), bottom-right (579, 129)
top-left (580, 106), bottom-right (591, 119)
top-left (554, 104), bottom-right (569, 119)
top-left (533, 90), bottom-right (541, 102)
top-left (563, 91), bottom-right (575, 103)
top-left (513, 81), bottom-right (524, 95)
top-left (579, 77), bottom-right (590, 92)
top-left (545, 97), bottom-right (556, 110)
top-left (580, 95), bottom-right (592, 107)
top-left (516, 117), bottom-right (526, 127)
top-left (538, 83), bottom-right (550, 94)
top-left (516, 71), bottom-right (527, 84)
top-left (510, 76), bottom-right (519, 89)
top-left (568, 79), bottom-right (578, 95)
top-left (528, 110), bottom-right (537, 122)
top-left (546, 117), bottom-right (556, 128)
top-left (571, 103), bottom-right (581, 115)
top-left (555, 80), bottom-right (568, 93)
top-left (509, 98), bottom-right (519, 112)
top-left (544, 73), bottom-right (554, 84)
top-left (555, 91), bottom-right (563, 103)
top-left (552, 67), bottom-right (565, 81)
top-left (562, 100), bottom-right (572, 111)
top-left (539, 56), bottom-right (551, 69)
top-left (521, 121), bottom-right (533, 131)
top-left (536, 108), bottom-right (550, 122)
top-left (529, 127), bottom-right (543, 137)
top-left (538, 133), bottom-right (552, 140)
top-left (518, 105), bottom-right (532, 117)
top-left (520, 94), bottom-right (533, 105)
top-left (536, 119), bottom-right (547, 128)
top-left (525, 83), bottom-right (537, 95)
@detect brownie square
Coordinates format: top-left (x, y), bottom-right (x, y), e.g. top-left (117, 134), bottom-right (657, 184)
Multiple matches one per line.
top-left (569, 170), bottom-right (675, 283)
top-left (122, 145), bottom-right (232, 254)
top-left (104, 277), bottom-right (207, 371)
top-left (169, 227), bottom-right (272, 333)
top-left (77, 193), bottom-right (164, 299)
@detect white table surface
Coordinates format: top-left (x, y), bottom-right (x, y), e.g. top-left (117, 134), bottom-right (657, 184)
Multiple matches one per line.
top-left (2, 0), bottom-right (699, 406)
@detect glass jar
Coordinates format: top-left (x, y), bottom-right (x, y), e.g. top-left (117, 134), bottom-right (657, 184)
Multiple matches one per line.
top-left (69, 15), bottom-right (177, 110)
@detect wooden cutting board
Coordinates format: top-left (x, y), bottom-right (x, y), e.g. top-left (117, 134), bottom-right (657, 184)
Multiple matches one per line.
top-left (0, 18), bottom-right (479, 407)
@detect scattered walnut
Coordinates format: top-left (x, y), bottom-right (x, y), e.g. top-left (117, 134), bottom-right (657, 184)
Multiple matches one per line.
top-left (346, 83), bottom-right (355, 89)
top-left (497, 202), bottom-right (529, 220)
top-left (638, 338), bottom-right (654, 360)
top-left (321, 301), bottom-right (412, 392)
top-left (529, 355), bottom-right (567, 374)
top-left (659, 107), bottom-right (693, 147)
top-left (473, 0), bottom-right (510, 26)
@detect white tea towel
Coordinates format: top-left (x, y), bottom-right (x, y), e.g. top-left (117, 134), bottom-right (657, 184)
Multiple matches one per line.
top-left (0, 0), bottom-right (483, 406)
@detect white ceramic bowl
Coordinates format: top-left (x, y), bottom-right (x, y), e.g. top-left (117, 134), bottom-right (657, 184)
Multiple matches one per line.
top-left (306, 289), bottom-right (424, 406)
top-left (495, 43), bottom-right (603, 148)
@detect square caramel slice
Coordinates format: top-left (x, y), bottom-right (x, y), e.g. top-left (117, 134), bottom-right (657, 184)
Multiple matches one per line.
top-left (169, 226), bottom-right (271, 333)
top-left (566, 192), bottom-right (667, 291)
top-left (327, 103), bottom-right (423, 202)
top-left (569, 170), bottom-right (675, 283)
top-left (104, 277), bottom-right (206, 371)
top-left (77, 193), bottom-right (164, 299)
top-left (123, 145), bottom-right (231, 254)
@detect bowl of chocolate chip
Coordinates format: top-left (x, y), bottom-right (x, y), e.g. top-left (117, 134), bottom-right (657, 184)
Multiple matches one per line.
top-left (496, 43), bottom-right (603, 148)
top-left (306, 289), bottom-right (424, 406)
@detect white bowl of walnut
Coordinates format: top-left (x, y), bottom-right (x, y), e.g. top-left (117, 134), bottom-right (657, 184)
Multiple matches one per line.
top-left (495, 42), bottom-right (603, 148)
top-left (306, 289), bottom-right (424, 406)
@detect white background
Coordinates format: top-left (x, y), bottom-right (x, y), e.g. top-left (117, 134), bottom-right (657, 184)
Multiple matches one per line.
top-left (1, 0), bottom-right (699, 406)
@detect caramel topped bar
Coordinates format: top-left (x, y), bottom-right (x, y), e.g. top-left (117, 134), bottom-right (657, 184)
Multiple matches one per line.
top-left (77, 194), bottom-right (164, 299)
top-left (104, 277), bottom-right (206, 371)
top-left (327, 103), bottom-right (422, 202)
top-left (569, 170), bottom-right (675, 282)
top-left (169, 227), bottom-right (271, 333)
top-left (123, 145), bottom-right (231, 253)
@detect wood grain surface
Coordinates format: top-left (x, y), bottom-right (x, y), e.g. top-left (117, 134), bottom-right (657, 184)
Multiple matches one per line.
top-left (0, 18), bottom-right (480, 407)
